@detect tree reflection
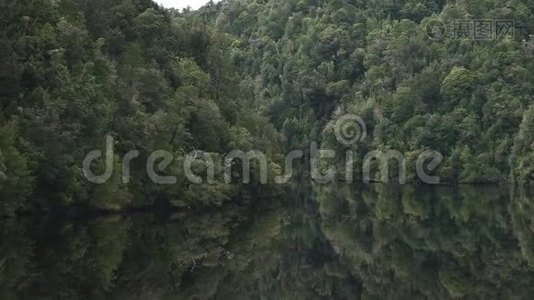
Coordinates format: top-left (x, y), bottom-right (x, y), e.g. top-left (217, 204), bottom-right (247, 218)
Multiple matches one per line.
top-left (1, 185), bottom-right (534, 298)
top-left (318, 184), bottom-right (534, 299)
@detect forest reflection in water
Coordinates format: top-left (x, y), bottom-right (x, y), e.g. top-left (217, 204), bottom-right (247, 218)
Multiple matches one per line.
top-left (1, 185), bottom-right (534, 299)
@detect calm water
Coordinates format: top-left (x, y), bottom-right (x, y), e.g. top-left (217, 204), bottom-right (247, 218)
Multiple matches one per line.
top-left (2, 185), bottom-right (534, 299)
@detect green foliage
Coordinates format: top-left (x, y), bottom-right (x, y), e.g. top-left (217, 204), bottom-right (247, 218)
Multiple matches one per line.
top-left (0, 0), bottom-right (284, 213)
top-left (197, 0), bottom-right (534, 185)
top-left (441, 66), bottom-right (477, 105)
top-left (2, 0), bottom-right (534, 215)
top-left (0, 125), bottom-right (33, 216)
top-left (511, 105), bottom-right (534, 184)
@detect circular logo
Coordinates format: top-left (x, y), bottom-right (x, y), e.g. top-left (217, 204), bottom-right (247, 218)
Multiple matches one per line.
top-left (334, 114), bottom-right (367, 146)
top-left (426, 20), bottom-right (446, 41)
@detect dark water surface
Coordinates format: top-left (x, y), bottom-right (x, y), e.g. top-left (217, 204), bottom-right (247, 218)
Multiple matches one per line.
top-left (2, 185), bottom-right (534, 299)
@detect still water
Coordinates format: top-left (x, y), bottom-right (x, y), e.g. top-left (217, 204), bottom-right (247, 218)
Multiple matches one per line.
top-left (2, 184), bottom-right (534, 299)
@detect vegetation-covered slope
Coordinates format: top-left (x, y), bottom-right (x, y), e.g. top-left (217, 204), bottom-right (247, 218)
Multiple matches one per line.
top-left (1, 0), bottom-right (533, 215)
top-left (195, 0), bottom-right (534, 184)
top-left (0, 0), bottom-right (281, 215)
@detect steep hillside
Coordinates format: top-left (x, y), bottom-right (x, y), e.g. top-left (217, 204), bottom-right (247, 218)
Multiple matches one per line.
top-left (191, 0), bottom-right (534, 184)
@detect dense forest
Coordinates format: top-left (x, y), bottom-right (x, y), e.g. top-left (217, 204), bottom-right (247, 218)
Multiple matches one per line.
top-left (1, 0), bottom-right (534, 216)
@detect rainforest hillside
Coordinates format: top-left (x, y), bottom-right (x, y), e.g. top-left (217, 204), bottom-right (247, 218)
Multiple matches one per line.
top-left (1, 0), bottom-right (534, 215)
top-left (194, 0), bottom-right (534, 184)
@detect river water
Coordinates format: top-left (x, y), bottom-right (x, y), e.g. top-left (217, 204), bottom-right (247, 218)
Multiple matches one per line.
top-left (2, 184), bottom-right (534, 299)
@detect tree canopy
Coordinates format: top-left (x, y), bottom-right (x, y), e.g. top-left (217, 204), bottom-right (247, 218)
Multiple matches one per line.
top-left (0, 0), bottom-right (533, 215)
